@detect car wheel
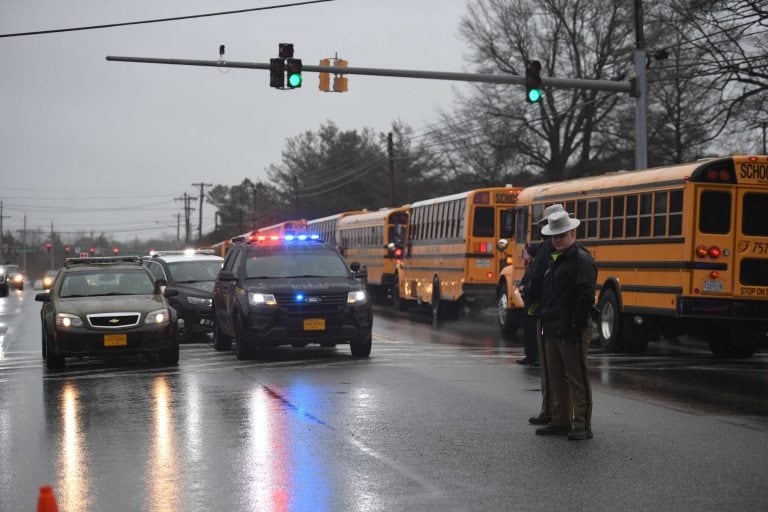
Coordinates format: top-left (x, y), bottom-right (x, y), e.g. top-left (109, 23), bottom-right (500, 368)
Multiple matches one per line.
top-left (234, 315), bottom-right (252, 360)
top-left (597, 289), bottom-right (624, 352)
top-left (41, 326), bottom-right (47, 360)
top-left (212, 320), bottom-right (232, 352)
top-left (45, 334), bottom-right (65, 370)
top-left (350, 332), bottom-right (372, 357)
top-left (497, 282), bottom-right (520, 339)
top-left (158, 341), bottom-right (180, 365)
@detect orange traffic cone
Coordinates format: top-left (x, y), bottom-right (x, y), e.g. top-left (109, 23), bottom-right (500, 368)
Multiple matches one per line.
top-left (37, 485), bottom-right (59, 512)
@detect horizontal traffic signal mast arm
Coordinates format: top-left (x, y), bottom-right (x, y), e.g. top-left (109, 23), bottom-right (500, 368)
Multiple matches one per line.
top-left (106, 55), bottom-right (633, 94)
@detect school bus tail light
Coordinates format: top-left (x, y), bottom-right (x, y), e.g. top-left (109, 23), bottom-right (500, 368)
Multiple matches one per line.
top-left (695, 245), bottom-right (721, 258)
top-left (486, 271), bottom-right (494, 279)
top-left (710, 271), bottom-right (719, 279)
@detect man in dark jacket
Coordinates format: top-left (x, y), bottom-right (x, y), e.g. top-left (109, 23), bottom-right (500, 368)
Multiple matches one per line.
top-left (534, 210), bottom-right (597, 441)
top-left (520, 204), bottom-right (567, 425)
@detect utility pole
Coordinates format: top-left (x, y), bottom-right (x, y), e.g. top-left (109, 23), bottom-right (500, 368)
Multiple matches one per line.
top-left (0, 201), bottom-right (10, 261)
top-left (192, 182), bottom-right (213, 242)
top-left (176, 213), bottom-right (181, 243)
top-left (387, 132), bottom-right (396, 206)
top-left (17, 215), bottom-right (27, 269)
top-left (175, 193), bottom-right (196, 244)
top-left (50, 222), bottom-right (55, 268)
top-left (634, 0), bottom-right (648, 170)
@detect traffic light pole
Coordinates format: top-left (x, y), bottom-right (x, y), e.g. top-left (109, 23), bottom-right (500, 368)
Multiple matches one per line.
top-left (106, 55), bottom-right (632, 92)
top-left (106, 55), bottom-right (643, 167)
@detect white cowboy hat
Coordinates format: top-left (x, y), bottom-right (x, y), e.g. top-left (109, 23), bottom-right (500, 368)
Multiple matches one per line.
top-left (537, 204), bottom-right (575, 226)
top-left (540, 210), bottom-right (581, 236)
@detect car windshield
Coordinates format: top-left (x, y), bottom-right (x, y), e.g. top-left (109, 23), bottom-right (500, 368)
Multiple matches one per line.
top-left (245, 250), bottom-right (349, 278)
top-left (167, 260), bottom-right (222, 282)
top-left (60, 269), bottom-right (155, 298)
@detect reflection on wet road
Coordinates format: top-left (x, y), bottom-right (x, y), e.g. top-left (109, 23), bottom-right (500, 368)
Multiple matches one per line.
top-left (0, 290), bottom-right (767, 511)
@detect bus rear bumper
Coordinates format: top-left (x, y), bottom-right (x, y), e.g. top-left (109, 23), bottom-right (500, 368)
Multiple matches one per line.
top-left (677, 297), bottom-right (768, 322)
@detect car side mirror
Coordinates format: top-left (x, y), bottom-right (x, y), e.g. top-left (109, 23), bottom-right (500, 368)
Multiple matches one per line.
top-left (496, 238), bottom-right (510, 252)
top-left (35, 292), bottom-right (51, 302)
top-left (218, 270), bottom-right (237, 282)
top-left (163, 287), bottom-right (179, 298)
top-left (350, 262), bottom-right (361, 272)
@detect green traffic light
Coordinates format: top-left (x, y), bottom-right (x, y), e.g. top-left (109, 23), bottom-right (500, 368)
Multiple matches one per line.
top-left (288, 73), bottom-right (302, 87)
top-left (528, 88), bottom-right (542, 103)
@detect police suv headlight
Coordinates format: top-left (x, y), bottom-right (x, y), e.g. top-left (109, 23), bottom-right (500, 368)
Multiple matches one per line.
top-left (55, 313), bottom-right (83, 328)
top-left (12, 274), bottom-right (22, 283)
top-left (145, 308), bottom-right (171, 325)
top-left (249, 293), bottom-right (277, 306)
top-left (187, 296), bottom-right (212, 307)
top-left (347, 290), bottom-right (367, 304)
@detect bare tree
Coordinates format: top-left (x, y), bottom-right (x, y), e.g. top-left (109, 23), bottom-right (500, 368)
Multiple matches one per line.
top-left (434, 0), bottom-right (635, 182)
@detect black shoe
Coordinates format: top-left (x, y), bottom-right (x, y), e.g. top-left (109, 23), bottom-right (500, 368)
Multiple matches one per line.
top-left (517, 357), bottom-right (537, 365)
top-left (535, 424), bottom-right (570, 436)
top-left (567, 428), bottom-right (593, 440)
top-left (528, 414), bottom-right (551, 425)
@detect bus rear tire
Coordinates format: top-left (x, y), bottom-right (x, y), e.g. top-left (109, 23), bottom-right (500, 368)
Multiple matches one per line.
top-left (707, 325), bottom-right (760, 358)
top-left (391, 276), bottom-right (408, 311)
top-left (597, 289), bottom-right (624, 352)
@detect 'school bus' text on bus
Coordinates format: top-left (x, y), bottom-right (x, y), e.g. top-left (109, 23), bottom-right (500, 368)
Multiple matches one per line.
top-left (495, 155), bottom-right (768, 358)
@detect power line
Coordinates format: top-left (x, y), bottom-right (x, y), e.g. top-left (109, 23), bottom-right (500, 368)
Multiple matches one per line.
top-left (0, 0), bottom-right (336, 38)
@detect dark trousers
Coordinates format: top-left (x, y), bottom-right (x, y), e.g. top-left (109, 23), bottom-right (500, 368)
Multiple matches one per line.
top-left (522, 314), bottom-right (539, 361)
top-left (544, 326), bottom-right (593, 430)
top-left (535, 319), bottom-right (551, 418)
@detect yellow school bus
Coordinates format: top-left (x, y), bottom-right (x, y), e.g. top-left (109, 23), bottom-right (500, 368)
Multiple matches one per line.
top-left (337, 206), bottom-right (410, 300)
top-left (495, 155), bottom-right (768, 358)
top-left (206, 240), bottom-right (232, 258)
top-left (396, 186), bottom-right (521, 321)
top-left (307, 211), bottom-right (367, 246)
top-left (256, 219), bottom-right (308, 238)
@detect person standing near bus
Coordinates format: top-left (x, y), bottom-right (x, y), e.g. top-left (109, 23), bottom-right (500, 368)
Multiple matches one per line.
top-left (534, 210), bottom-right (597, 441)
top-left (521, 204), bottom-right (567, 426)
top-left (518, 242), bottom-right (542, 366)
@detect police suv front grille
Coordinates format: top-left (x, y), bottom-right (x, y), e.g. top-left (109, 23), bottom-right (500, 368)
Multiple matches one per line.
top-left (87, 312), bottom-right (141, 329)
top-left (273, 292), bottom-right (347, 306)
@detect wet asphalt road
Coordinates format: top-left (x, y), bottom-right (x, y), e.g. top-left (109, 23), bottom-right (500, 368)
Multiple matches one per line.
top-left (1, 286), bottom-right (767, 512)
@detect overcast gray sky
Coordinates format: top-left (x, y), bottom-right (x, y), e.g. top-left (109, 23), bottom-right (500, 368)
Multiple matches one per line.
top-left (0, 0), bottom-right (471, 244)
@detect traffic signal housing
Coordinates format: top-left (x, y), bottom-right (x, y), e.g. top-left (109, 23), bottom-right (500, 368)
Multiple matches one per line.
top-left (333, 59), bottom-right (348, 92)
top-left (319, 59), bottom-right (331, 92)
top-left (270, 58), bottom-right (285, 89)
top-left (286, 58), bottom-right (302, 88)
top-left (525, 60), bottom-right (542, 103)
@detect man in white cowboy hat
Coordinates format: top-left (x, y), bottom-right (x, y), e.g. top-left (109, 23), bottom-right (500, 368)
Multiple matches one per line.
top-left (520, 204), bottom-right (571, 427)
top-left (533, 210), bottom-right (597, 440)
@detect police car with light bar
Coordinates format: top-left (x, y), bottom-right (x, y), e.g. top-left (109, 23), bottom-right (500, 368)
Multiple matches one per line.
top-left (211, 233), bottom-right (373, 359)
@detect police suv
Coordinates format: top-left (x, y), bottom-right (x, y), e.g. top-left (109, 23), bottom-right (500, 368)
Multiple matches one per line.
top-left (211, 233), bottom-right (372, 360)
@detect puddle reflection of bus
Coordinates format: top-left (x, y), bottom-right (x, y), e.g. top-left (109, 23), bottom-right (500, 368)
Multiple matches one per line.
top-left (495, 155), bottom-right (768, 358)
top-left (337, 206), bottom-right (410, 301)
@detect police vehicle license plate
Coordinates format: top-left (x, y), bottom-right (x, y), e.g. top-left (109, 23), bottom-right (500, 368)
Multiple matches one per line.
top-left (104, 334), bottom-right (128, 346)
top-left (703, 280), bottom-right (723, 292)
top-left (303, 319), bottom-right (325, 331)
